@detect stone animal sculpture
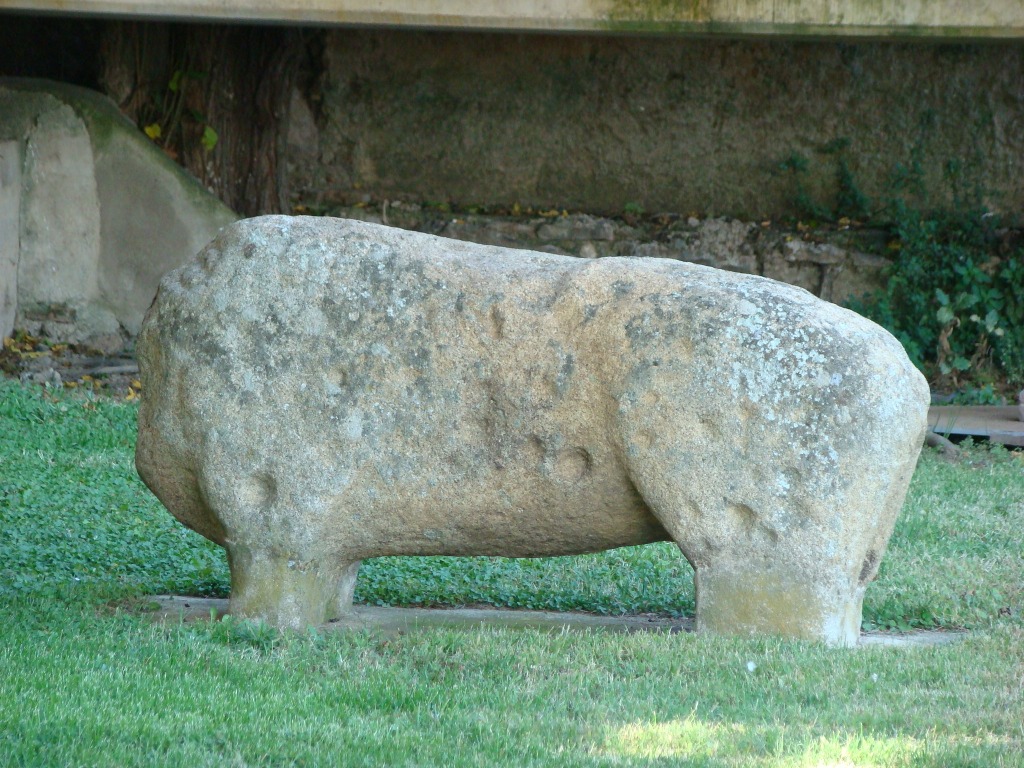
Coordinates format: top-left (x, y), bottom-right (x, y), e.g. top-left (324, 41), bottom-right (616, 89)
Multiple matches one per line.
top-left (136, 216), bottom-right (929, 645)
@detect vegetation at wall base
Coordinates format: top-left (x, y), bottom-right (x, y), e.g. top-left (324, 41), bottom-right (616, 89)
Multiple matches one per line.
top-left (778, 144), bottom-right (1024, 394)
top-left (1, 377), bottom-right (1022, 765)
top-left (847, 204), bottom-right (1024, 394)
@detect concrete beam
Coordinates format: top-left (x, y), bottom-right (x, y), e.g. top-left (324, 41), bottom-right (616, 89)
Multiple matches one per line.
top-left (1, 0), bottom-right (1023, 39)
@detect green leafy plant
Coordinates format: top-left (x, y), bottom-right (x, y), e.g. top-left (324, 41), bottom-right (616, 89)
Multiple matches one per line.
top-left (950, 384), bottom-right (1004, 405)
top-left (200, 125), bottom-right (219, 152)
top-left (848, 204), bottom-right (1024, 388)
top-left (139, 68), bottom-right (219, 156)
top-left (776, 139), bottom-right (870, 223)
top-left (777, 140), bottom-right (1022, 388)
top-left (835, 158), bottom-right (871, 221)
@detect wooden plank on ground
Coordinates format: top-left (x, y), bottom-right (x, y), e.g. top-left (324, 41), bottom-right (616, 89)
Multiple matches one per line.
top-left (928, 405), bottom-right (1024, 447)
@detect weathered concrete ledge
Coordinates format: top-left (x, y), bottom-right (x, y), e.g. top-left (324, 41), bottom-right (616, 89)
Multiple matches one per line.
top-left (1, 0), bottom-right (1023, 39)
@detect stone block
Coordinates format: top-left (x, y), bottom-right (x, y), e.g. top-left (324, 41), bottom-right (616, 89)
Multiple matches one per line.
top-left (537, 214), bottom-right (615, 242)
top-left (762, 246), bottom-right (823, 295)
top-left (137, 216), bottom-right (930, 646)
top-left (17, 102), bottom-right (102, 318)
top-left (440, 216), bottom-right (539, 249)
top-left (679, 218), bottom-right (759, 274)
top-left (0, 79), bottom-right (237, 347)
top-left (782, 239), bottom-right (847, 265)
top-left (0, 140), bottom-right (19, 338)
top-left (829, 251), bottom-right (890, 305)
top-left (91, 116), bottom-right (238, 336)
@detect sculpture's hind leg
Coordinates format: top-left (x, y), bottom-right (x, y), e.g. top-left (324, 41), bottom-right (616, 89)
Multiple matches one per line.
top-left (226, 544), bottom-right (361, 629)
top-left (617, 362), bottom-right (922, 645)
top-left (691, 557), bottom-right (865, 647)
top-left (620, 416), bottom-right (906, 647)
top-left (630, 489), bottom-right (868, 646)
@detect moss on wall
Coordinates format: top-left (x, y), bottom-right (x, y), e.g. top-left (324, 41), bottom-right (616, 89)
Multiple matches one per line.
top-left (297, 31), bottom-right (1024, 220)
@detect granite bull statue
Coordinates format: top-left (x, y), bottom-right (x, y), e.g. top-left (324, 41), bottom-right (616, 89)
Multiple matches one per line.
top-left (136, 216), bottom-right (929, 645)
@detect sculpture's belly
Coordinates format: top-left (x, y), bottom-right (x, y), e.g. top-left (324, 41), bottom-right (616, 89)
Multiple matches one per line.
top-left (331, 461), bottom-right (671, 559)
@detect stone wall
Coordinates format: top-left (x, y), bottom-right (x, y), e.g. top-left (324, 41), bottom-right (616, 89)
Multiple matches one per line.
top-left (288, 31), bottom-right (1024, 220)
top-left (3, 26), bottom-right (1017, 345)
top-left (327, 203), bottom-right (889, 305)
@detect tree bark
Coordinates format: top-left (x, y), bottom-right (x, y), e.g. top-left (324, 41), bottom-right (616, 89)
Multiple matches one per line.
top-left (100, 22), bottom-right (303, 216)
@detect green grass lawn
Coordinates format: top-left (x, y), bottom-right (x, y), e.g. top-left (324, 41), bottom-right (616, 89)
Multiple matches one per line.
top-left (1, 379), bottom-right (1022, 767)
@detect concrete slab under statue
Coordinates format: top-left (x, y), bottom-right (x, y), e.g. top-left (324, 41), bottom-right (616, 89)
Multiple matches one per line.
top-left (135, 216), bottom-right (929, 646)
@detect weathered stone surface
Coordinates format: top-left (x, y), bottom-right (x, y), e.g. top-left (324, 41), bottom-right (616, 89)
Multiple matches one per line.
top-left (676, 218), bottom-right (759, 274)
top-left (305, 34), bottom-right (1024, 220)
top-left (829, 251), bottom-right (891, 305)
top-left (137, 215), bottom-right (929, 645)
top-left (325, 204), bottom-right (892, 305)
top-left (5, 0), bottom-right (1024, 37)
top-left (0, 78), bottom-right (237, 346)
top-left (781, 239), bottom-right (847, 265)
top-left (0, 140), bottom-right (18, 337)
top-left (440, 216), bottom-right (540, 248)
top-left (762, 248), bottom-right (823, 296)
top-left (537, 214), bottom-right (616, 242)
top-left (17, 101), bottom-right (107, 343)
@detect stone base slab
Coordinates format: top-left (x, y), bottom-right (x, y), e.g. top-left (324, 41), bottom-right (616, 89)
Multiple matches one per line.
top-left (144, 595), bottom-right (965, 648)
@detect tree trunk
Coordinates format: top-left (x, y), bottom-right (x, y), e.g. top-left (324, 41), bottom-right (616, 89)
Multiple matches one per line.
top-left (100, 22), bottom-right (303, 216)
